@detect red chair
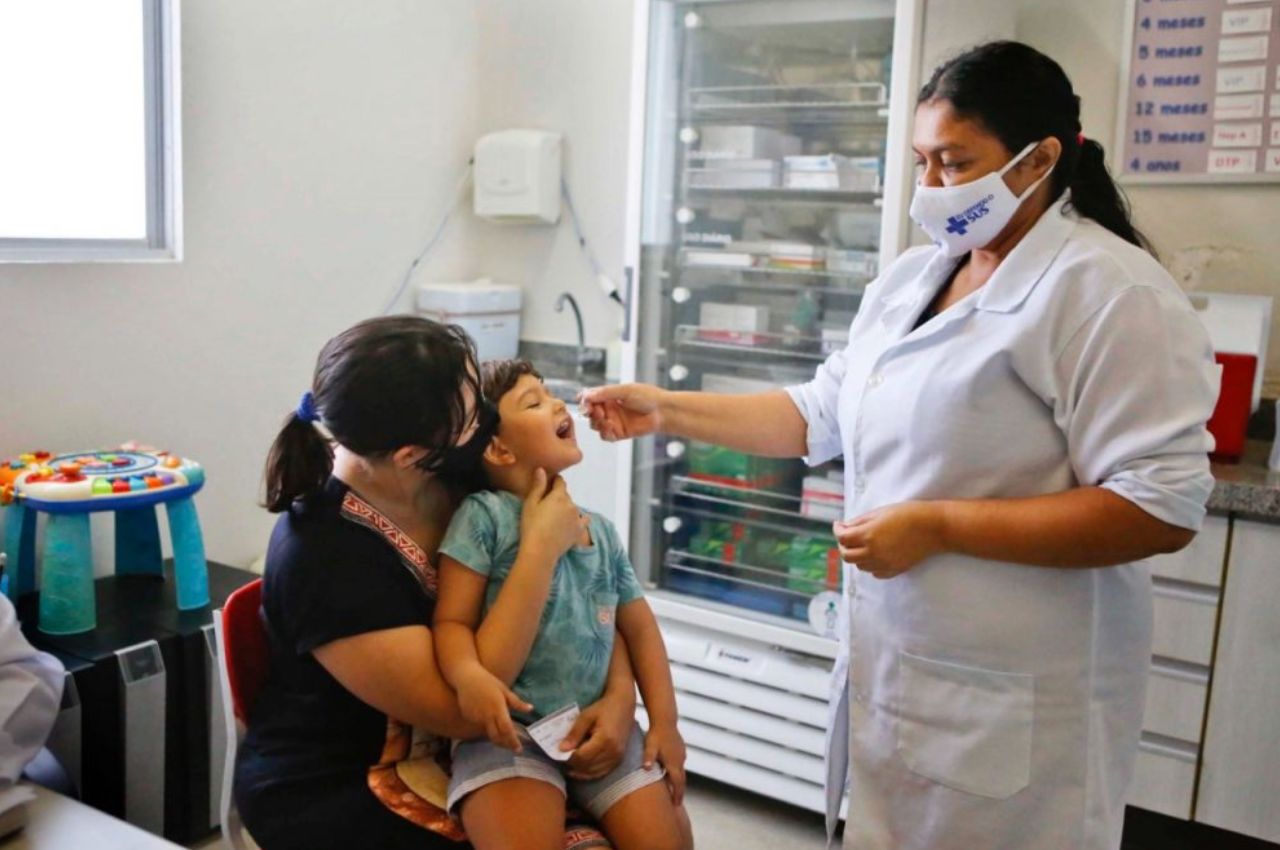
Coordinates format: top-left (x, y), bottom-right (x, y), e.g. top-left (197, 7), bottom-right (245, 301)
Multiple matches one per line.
top-left (215, 578), bottom-right (267, 850)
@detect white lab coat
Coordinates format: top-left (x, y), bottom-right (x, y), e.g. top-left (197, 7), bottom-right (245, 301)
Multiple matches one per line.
top-left (788, 198), bottom-right (1217, 850)
top-left (0, 595), bottom-right (63, 787)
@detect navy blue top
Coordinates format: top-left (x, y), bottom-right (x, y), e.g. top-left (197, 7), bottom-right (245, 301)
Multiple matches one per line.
top-left (233, 478), bottom-right (460, 850)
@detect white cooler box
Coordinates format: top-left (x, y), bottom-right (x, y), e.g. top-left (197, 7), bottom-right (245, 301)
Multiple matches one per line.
top-left (416, 279), bottom-right (523, 360)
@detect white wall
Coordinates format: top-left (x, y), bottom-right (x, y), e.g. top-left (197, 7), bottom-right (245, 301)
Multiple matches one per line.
top-left (472, 0), bottom-right (636, 349)
top-left (0, 0), bottom-right (482, 568)
top-left (1016, 0), bottom-right (1280, 395)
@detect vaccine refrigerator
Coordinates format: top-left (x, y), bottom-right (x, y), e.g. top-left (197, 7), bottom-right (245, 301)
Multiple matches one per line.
top-left (602, 0), bottom-right (1001, 816)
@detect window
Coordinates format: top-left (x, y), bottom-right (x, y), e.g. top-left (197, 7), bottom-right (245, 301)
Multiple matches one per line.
top-left (0, 0), bottom-right (181, 261)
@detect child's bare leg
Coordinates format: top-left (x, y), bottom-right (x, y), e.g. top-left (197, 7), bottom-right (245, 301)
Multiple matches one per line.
top-left (599, 782), bottom-right (688, 850)
top-left (675, 802), bottom-right (694, 850)
top-left (460, 778), bottom-right (566, 850)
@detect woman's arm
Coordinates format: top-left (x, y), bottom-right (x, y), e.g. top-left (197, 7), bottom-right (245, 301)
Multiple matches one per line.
top-left (313, 624), bottom-right (485, 740)
top-left (836, 486), bottom-right (1195, 579)
top-left (580, 385), bottom-right (808, 458)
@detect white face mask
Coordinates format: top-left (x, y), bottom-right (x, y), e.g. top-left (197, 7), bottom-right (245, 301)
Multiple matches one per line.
top-left (908, 141), bottom-right (1054, 258)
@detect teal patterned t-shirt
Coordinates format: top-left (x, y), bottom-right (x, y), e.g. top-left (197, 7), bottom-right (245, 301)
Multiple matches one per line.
top-left (438, 489), bottom-right (644, 720)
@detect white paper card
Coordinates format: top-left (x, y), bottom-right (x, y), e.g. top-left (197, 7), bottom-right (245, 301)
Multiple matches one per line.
top-left (1271, 94), bottom-right (1280, 116)
top-left (1221, 7), bottom-right (1272, 35)
top-left (1214, 123), bottom-right (1264, 147)
top-left (1217, 64), bottom-right (1268, 94)
top-left (1216, 93), bottom-right (1266, 120)
top-left (527, 703), bottom-right (580, 761)
top-left (1272, 123), bottom-right (1280, 146)
top-left (1208, 149), bottom-right (1259, 174)
top-left (1218, 36), bottom-right (1269, 64)
top-left (1267, 149), bottom-right (1280, 173)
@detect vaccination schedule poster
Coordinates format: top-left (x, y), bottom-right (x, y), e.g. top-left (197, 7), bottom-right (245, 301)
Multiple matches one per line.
top-left (1118, 0), bottom-right (1280, 183)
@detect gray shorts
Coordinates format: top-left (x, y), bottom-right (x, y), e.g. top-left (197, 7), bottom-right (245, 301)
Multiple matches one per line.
top-left (447, 722), bottom-right (664, 820)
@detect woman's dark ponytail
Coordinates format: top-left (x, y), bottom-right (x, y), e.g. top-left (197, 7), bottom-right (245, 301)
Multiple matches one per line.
top-left (1067, 137), bottom-right (1154, 256)
top-left (920, 41), bottom-right (1154, 256)
top-left (262, 316), bottom-right (481, 513)
top-left (263, 411), bottom-right (333, 513)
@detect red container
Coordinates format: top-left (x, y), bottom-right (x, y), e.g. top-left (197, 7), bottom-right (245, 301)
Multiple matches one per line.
top-left (1207, 352), bottom-right (1257, 463)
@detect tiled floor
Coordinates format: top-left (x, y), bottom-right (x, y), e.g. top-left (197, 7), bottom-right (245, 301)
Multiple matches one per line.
top-left (191, 782), bottom-right (1280, 849)
top-left (188, 775), bottom-right (830, 849)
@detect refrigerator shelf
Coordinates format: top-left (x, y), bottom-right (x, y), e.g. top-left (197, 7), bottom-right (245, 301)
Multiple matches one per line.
top-left (660, 500), bottom-right (837, 544)
top-left (687, 83), bottom-right (889, 127)
top-left (671, 474), bottom-right (832, 526)
top-left (665, 547), bottom-right (834, 593)
top-left (673, 324), bottom-right (841, 362)
top-left (683, 185), bottom-right (883, 207)
top-left (665, 551), bottom-right (833, 597)
top-left (677, 255), bottom-right (871, 284)
top-left (668, 275), bottom-right (867, 298)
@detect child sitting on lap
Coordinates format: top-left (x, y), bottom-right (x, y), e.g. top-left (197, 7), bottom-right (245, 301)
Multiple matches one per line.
top-left (434, 359), bottom-right (688, 850)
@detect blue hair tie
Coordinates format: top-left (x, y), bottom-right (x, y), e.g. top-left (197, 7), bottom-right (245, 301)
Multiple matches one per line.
top-left (296, 391), bottom-right (319, 424)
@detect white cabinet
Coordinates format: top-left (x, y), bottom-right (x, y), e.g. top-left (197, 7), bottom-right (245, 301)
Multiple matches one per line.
top-left (1128, 517), bottom-right (1227, 817)
top-left (1196, 520), bottom-right (1280, 843)
top-left (1147, 515), bottom-right (1229, 587)
top-left (1130, 736), bottom-right (1199, 820)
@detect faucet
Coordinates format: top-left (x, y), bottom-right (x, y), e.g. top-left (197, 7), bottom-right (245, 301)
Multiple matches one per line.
top-left (555, 292), bottom-right (588, 382)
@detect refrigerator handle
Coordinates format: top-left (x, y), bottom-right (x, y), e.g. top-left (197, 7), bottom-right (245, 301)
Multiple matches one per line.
top-left (622, 265), bottom-right (635, 343)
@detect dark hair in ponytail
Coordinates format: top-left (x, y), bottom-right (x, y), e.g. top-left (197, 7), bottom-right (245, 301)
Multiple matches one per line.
top-left (263, 316), bottom-right (481, 512)
top-left (918, 41), bottom-right (1154, 255)
top-left (264, 413), bottom-right (334, 513)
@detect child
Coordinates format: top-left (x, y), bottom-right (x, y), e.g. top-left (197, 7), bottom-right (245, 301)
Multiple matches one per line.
top-left (434, 359), bottom-right (688, 850)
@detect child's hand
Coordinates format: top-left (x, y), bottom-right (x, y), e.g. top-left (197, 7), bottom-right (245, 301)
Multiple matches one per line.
top-left (455, 666), bottom-right (530, 752)
top-left (643, 722), bottom-right (688, 805)
top-left (521, 468), bottom-right (586, 561)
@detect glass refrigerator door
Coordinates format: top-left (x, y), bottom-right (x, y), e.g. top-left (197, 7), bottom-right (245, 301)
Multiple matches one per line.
top-left (631, 0), bottom-right (902, 636)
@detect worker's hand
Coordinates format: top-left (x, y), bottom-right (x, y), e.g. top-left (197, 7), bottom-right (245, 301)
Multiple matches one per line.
top-left (454, 665), bottom-right (530, 752)
top-left (643, 722), bottom-right (688, 805)
top-left (520, 468), bottom-right (587, 562)
top-left (578, 384), bottom-right (665, 442)
top-left (834, 501), bottom-right (946, 580)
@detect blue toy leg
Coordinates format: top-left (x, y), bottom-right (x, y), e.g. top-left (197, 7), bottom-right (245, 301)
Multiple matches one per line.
top-left (165, 497), bottom-right (209, 610)
top-left (115, 507), bottom-right (164, 577)
top-left (39, 513), bottom-right (96, 635)
top-left (2, 504), bottom-right (39, 600)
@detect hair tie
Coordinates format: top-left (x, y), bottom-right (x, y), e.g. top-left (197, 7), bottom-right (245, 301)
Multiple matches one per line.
top-left (1077, 132), bottom-right (1086, 146)
top-left (296, 390), bottom-right (319, 424)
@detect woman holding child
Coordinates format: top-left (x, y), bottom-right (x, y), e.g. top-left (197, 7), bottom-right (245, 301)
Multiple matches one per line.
top-left (235, 316), bottom-right (690, 850)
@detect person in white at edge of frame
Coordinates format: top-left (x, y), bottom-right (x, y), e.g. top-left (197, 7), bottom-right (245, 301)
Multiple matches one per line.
top-left (581, 41), bottom-right (1218, 850)
top-left (0, 592), bottom-right (64, 787)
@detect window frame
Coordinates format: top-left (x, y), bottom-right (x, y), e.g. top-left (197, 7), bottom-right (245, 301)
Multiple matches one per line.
top-left (0, 0), bottom-right (183, 263)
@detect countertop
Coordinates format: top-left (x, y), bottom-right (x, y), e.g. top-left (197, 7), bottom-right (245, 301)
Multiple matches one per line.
top-left (1209, 440), bottom-right (1280, 523)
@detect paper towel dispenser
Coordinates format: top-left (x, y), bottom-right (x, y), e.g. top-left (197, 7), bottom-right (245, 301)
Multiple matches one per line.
top-left (474, 130), bottom-right (562, 225)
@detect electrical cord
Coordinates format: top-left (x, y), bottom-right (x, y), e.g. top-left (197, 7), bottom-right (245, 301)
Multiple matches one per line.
top-left (560, 176), bottom-right (624, 304)
top-left (380, 159), bottom-right (475, 315)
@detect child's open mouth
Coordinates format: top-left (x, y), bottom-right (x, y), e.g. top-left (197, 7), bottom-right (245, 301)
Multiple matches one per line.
top-left (556, 417), bottom-right (574, 440)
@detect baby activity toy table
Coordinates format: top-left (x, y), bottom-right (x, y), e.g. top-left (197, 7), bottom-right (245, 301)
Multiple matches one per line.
top-left (1, 444), bottom-right (208, 635)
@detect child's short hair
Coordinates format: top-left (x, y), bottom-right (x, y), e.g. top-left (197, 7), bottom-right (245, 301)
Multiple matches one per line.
top-left (481, 358), bottom-right (542, 406)
top-left (440, 358), bottom-right (544, 497)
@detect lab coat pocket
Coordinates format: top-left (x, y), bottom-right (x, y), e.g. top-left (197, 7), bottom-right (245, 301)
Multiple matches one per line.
top-left (896, 650), bottom-right (1034, 799)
